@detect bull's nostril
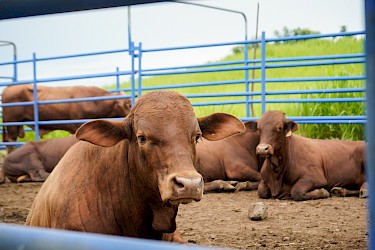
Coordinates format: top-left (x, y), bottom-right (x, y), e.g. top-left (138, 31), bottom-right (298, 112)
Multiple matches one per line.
top-left (173, 177), bottom-right (184, 189)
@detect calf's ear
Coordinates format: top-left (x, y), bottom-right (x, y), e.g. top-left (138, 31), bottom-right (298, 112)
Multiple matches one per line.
top-left (76, 119), bottom-right (129, 147)
top-left (198, 113), bottom-right (245, 141)
top-left (244, 121), bottom-right (258, 131)
top-left (285, 120), bottom-right (298, 137)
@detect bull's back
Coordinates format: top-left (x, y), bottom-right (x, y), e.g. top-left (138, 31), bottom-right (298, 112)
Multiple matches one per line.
top-left (318, 139), bottom-right (366, 188)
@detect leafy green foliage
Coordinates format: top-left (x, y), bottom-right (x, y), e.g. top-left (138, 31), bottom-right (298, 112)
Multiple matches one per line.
top-left (273, 26), bottom-right (321, 38)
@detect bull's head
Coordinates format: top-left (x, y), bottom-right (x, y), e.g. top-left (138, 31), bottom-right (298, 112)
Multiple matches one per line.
top-left (254, 110), bottom-right (298, 158)
top-left (75, 91), bottom-right (245, 225)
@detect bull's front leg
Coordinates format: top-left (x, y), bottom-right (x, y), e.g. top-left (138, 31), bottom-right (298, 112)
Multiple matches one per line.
top-left (291, 178), bottom-right (329, 201)
top-left (257, 180), bottom-right (271, 199)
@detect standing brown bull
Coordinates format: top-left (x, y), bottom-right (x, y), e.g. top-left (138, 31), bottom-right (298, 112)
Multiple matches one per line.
top-left (2, 84), bottom-right (131, 153)
top-left (195, 121), bottom-right (262, 192)
top-left (253, 110), bottom-right (366, 201)
top-left (26, 90), bottom-right (245, 242)
top-left (3, 135), bottom-right (79, 183)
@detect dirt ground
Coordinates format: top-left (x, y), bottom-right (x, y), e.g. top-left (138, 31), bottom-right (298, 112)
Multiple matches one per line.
top-left (0, 180), bottom-right (367, 249)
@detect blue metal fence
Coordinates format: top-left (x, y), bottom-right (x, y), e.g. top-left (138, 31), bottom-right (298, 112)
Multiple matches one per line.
top-left (0, 223), bottom-right (211, 250)
top-left (0, 30), bottom-right (366, 149)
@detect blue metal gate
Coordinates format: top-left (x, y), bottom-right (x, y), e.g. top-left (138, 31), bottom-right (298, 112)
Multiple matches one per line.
top-left (0, 30), bottom-right (366, 149)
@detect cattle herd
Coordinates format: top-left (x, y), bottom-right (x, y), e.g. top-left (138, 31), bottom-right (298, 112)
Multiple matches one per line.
top-left (0, 84), bottom-right (368, 245)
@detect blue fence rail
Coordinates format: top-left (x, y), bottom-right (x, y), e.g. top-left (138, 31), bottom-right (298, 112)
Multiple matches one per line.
top-left (0, 31), bottom-right (366, 149)
top-left (0, 223), bottom-right (211, 250)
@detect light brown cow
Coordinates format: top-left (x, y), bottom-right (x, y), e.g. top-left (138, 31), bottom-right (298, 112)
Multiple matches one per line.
top-left (2, 84), bottom-right (131, 153)
top-left (195, 121), bottom-right (262, 192)
top-left (253, 110), bottom-right (366, 201)
top-left (3, 135), bottom-right (78, 183)
top-left (26, 90), bottom-right (245, 242)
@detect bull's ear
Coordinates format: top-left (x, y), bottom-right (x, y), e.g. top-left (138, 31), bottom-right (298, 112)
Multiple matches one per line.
top-left (198, 113), bottom-right (245, 141)
top-left (285, 120), bottom-right (298, 137)
top-left (76, 119), bottom-right (129, 147)
top-left (244, 121), bottom-right (258, 132)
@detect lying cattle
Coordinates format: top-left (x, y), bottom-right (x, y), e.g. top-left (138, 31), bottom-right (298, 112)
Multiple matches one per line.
top-left (26, 90), bottom-right (245, 242)
top-left (253, 110), bottom-right (367, 201)
top-left (195, 121), bottom-right (262, 192)
top-left (2, 84), bottom-right (131, 153)
top-left (3, 135), bottom-right (79, 183)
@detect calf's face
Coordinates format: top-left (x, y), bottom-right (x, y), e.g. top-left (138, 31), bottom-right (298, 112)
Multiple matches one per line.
top-left (76, 91), bottom-right (245, 206)
top-left (255, 110), bottom-right (298, 157)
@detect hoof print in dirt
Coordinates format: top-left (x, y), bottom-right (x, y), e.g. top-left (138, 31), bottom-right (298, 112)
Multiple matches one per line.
top-left (249, 202), bottom-right (268, 221)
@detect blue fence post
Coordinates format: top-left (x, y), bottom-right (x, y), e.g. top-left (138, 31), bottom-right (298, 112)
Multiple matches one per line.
top-left (365, 0), bottom-right (375, 249)
top-left (137, 42), bottom-right (143, 98)
top-left (116, 67), bottom-right (120, 94)
top-left (260, 31), bottom-right (266, 114)
top-left (13, 54), bottom-right (17, 82)
top-left (129, 41), bottom-right (136, 105)
top-left (32, 53), bottom-right (40, 141)
top-left (244, 36), bottom-right (250, 118)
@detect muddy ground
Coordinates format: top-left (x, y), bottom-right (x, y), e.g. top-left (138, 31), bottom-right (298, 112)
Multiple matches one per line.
top-left (0, 181), bottom-right (367, 249)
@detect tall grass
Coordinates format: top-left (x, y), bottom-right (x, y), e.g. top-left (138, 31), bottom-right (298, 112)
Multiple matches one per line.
top-left (296, 72), bottom-right (365, 140)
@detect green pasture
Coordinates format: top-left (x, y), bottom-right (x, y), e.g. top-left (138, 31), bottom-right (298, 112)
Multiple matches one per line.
top-left (20, 36), bottom-right (365, 141)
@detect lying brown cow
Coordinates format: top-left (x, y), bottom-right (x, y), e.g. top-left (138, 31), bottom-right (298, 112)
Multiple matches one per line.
top-left (2, 84), bottom-right (131, 153)
top-left (195, 121), bottom-right (262, 192)
top-left (253, 110), bottom-right (366, 201)
top-left (3, 135), bottom-right (79, 183)
top-left (26, 90), bottom-right (245, 242)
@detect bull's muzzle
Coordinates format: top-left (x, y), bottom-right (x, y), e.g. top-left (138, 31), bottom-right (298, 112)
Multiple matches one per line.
top-left (256, 143), bottom-right (274, 157)
top-left (160, 172), bottom-right (204, 205)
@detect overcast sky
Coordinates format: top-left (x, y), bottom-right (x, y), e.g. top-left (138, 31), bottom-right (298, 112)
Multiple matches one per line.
top-left (0, 0), bottom-right (365, 87)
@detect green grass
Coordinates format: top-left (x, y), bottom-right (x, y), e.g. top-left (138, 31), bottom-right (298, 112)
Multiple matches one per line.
top-left (19, 36), bottom-right (366, 141)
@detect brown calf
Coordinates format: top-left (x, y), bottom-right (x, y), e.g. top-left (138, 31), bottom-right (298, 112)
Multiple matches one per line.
top-left (253, 110), bottom-right (366, 201)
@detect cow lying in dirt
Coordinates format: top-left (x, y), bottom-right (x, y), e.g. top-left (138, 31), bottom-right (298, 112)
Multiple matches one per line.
top-left (26, 90), bottom-right (245, 242)
top-left (2, 84), bottom-right (131, 153)
top-left (195, 121), bottom-right (262, 192)
top-left (253, 110), bottom-right (367, 201)
top-left (2, 135), bottom-right (78, 183)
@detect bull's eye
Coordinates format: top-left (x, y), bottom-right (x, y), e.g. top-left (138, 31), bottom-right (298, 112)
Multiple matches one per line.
top-left (195, 133), bottom-right (202, 143)
top-left (137, 135), bottom-right (147, 144)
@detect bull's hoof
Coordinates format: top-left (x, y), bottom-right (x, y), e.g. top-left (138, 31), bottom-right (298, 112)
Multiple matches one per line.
top-left (235, 181), bottom-right (259, 192)
top-left (360, 183), bottom-right (368, 198)
top-left (330, 187), bottom-right (347, 197)
top-left (16, 175), bottom-right (30, 183)
top-left (203, 180), bottom-right (236, 193)
top-left (222, 182), bottom-right (236, 192)
top-left (310, 188), bottom-right (330, 199)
